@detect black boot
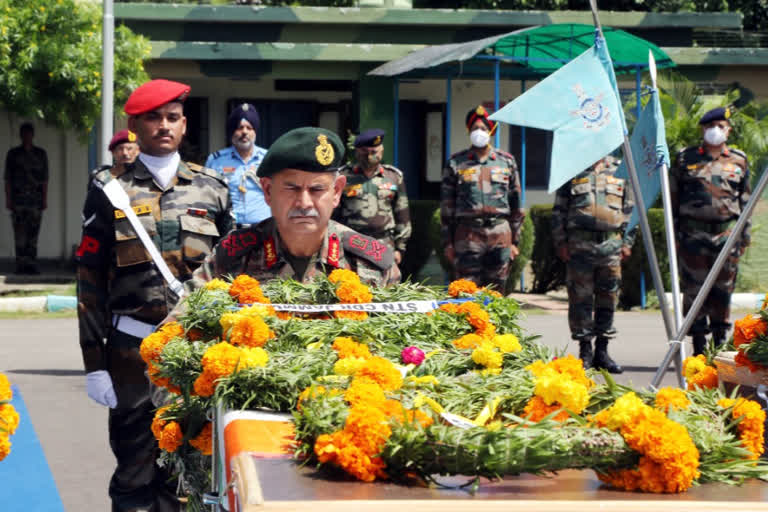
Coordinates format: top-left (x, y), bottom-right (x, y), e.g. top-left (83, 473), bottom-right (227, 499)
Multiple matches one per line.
top-left (593, 337), bottom-right (623, 374)
top-left (578, 339), bottom-right (594, 370)
top-left (692, 335), bottom-right (707, 356)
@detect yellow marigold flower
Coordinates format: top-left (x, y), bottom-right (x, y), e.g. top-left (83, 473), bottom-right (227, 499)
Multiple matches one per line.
top-left (193, 342), bottom-right (267, 397)
top-left (0, 433), bottom-right (10, 461)
top-left (534, 368), bottom-right (589, 414)
top-left (448, 279), bottom-right (479, 297)
top-left (229, 315), bottom-right (274, 348)
top-left (333, 357), bottom-right (367, 376)
top-left (525, 360), bottom-right (547, 377)
top-left (471, 343), bottom-right (503, 369)
top-left (682, 355), bottom-right (706, 380)
top-left (493, 333), bottom-right (522, 353)
top-left (332, 337), bottom-right (371, 360)
top-left (205, 278), bottom-right (230, 291)
top-left (0, 404), bottom-right (19, 435)
top-left (344, 378), bottom-right (386, 407)
top-left (0, 373), bottom-right (12, 401)
top-left (158, 421), bottom-right (183, 453)
top-left (355, 357), bottom-right (403, 391)
top-left (452, 333), bottom-right (484, 349)
top-left (654, 388), bottom-right (691, 413)
top-left (220, 312), bottom-right (239, 334)
top-left (594, 392), bottom-right (646, 431)
top-left (239, 303), bottom-right (277, 318)
top-left (240, 346), bottom-right (269, 368)
top-left (189, 423), bottom-right (213, 456)
top-left (328, 268), bottom-right (360, 284)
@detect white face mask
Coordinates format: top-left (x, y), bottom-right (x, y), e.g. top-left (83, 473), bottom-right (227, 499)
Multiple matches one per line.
top-left (470, 129), bottom-right (490, 148)
top-left (704, 126), bottom-right (727, 146)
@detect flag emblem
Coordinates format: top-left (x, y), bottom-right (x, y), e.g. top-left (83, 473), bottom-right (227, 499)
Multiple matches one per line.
top-left (572, 85), bottom-right (610, 130)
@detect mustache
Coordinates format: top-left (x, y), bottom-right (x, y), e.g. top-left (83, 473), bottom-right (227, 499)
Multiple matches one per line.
top-left (288, 208), bottom-right (319, 218)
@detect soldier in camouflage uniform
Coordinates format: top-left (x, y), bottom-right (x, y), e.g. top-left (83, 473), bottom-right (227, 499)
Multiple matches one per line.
top-left (172, 127), bottom-right (400, 313)
top-left (4, 122), bottom-right (48, 274)
top-left (670, 107), bottom-right (751, 355)
top-left (552, 156), bottom-right (636, 373)
top-left (333, 129), bottom-right (411, 264)
top-left (440, 106), bottom-right (525, 292)
top-left (76, 80), bottom-right (232, 512)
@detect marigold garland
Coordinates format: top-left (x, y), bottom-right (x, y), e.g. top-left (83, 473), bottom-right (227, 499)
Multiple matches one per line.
top-left (189, 423), bottom-right (213, 456)
top-left (654, 388), bottom-right (691, 413)
top-left (682, 355), bottom-right (718, 390)
top-left (595, 392), bottom-right (700, 493)
top-left (718, 397), bottom-right (766, 460)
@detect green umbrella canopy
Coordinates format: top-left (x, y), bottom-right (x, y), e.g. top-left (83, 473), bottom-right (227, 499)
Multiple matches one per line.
top-left (368, 23), bottom-right (675, 80)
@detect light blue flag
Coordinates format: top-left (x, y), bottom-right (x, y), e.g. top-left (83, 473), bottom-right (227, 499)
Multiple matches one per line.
top-left (614, 88), bottom-right (670, 233)
top-left (489, 33), bottom-right (626, 193)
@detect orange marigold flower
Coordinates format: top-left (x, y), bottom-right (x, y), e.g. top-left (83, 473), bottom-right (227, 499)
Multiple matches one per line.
top-left (0, 373), bottom-right (11, 401)
top-left (480, 287), bottom-right (502, 298)
top-left (334, 310), bottom-right (369, 320)
top-left (229, 315), bottom-right (274, 348)
top-left (687, 366), bottom-right (718, 391)
top-left (452, 333), bottom-right (484, 349)
top-left (448, 279), bottom-right (479, 297)
top-left (151, 406), bottom-right (171, 441)
top-left (336, 281), bottom-right (373, 304)
top-left (718, 397), bottom-right (766, 460)
top-left (733, 314), bottom-right (768, 348)
top-left (158, 421), bottom-right (183, 453)
top-left (654, 387), bottom-right (690, 413)
top-left (276, 311), bottom-right (294, 320)
top-left (147, 363), bottom-right (181, 394)
top-left (734, 350), bottom-right (767, 372)
top-left (523, 396), bottom-right (569, 422)
top-left (189, 423), bottom-right (213, 455)
top-left (328, 269), bottom-right (361, 284)
top-left (0, 434), bottom-right (10, 462)
top-left (229, 275), bottom-right (269, 304)
top-left (139, 322), bottom-right (184, 365)
top-left (438, 303), bottom-right (459, 314)
top-left (355, 357), bottom-right (403, 391)
top-left (332, 337), bottom-right (372, 360)
top-left (192, 342), bottom-right (268, 397)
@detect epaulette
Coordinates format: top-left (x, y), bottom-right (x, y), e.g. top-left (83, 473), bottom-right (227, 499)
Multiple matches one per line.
top-left (186, 162), bottom-right (228, 185)
top-left (728, 147), bottom-right (748, 159)
top-left (91, 164), bottom-right (128, 187)
top-left (341, 230), bottom-right (394, 271)
top-left (495, 149), bottom-right (516, 161)
top-left (381, 164), bottom-right (403, 176)
top-left (89, 164), bottom-right (112, 180)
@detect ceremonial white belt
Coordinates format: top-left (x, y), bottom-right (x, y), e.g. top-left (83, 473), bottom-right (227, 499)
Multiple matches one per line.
top-left (112, 314), bottom-right (156, 340)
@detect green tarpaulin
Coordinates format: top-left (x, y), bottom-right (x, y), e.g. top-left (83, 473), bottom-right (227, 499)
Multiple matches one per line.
top-left (369, 23), bottom-right (675, 79)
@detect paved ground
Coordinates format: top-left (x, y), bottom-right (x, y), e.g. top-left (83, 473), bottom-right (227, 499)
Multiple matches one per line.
top-left (0, 311), bottom-right (691, 510)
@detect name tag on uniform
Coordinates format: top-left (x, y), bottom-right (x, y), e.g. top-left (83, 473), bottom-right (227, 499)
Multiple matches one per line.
top-left (114, 204), bottom-right (151, 219)
top-left (222, 166), bottom-right (236, 174)
top-left (571, 177), bottom-right (589, 184)
top-left (187, 208), bottom-right (209, 217)
top-left (458, 168), bottom-right (477, 175)
top-left (686, 163), bottom-right (703, 170)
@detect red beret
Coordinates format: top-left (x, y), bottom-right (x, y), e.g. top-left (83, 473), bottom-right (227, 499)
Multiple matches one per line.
top-left (123, 79), bottom-right (190, 116)
top-left (108, 129), bottom-right (137, 151)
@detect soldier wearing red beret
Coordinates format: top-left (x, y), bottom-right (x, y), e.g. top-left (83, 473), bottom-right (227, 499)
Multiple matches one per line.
top-left (76, 79), bottom-right (233, 511)
top-left (109, 129), bottom-right (139, 167)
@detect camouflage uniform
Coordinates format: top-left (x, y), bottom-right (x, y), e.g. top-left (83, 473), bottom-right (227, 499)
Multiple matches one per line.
top-left (180, 218), bottom-right (400, 300)
top-left (440, 146), bottom-right (524, 291)
top-left (76, 158), bottom-right (231, 511)
top-left (552, 158), bottom-right (635, 371)
top-left (4, 145), bottom-right (48, 270)
top-left (333, 163), bottom-right (411, 253)
top-left (670, 145), bottom-right (750, 347)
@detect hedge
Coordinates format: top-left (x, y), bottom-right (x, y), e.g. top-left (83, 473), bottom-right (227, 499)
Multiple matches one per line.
top-left (529, 205), bottom-right (672, 309)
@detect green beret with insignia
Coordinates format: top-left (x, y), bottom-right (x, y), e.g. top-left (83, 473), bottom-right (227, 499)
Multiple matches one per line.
top-left (257, 127), bottom-right (345, 178)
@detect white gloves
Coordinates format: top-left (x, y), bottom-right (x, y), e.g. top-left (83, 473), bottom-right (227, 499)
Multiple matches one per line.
top-left (86, 370), bottom-right (117, 408)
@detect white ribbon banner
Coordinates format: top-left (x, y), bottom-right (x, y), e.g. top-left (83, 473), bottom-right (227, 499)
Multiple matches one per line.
top-left (266, 300), bottom-right (440, 314)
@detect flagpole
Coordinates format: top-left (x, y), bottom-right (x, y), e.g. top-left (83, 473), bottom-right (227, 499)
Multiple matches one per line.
top-left (589, 0), bottom-right (674, 342)
top-left (649, 50), bottom-right (686, 387)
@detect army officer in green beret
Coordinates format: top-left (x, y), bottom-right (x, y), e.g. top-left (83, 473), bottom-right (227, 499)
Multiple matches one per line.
top-left (182, 126), bottom-right (401, 291)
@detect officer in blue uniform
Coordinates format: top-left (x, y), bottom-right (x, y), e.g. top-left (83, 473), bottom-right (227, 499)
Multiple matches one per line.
top-left (205, 103), bottom-right (269, 227)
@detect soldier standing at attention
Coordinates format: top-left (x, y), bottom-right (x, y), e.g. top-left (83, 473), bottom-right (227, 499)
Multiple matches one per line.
top-left (4, 122), bottom-right (48, 274)
top-left (334, 129), bottom-right (411, 264)
top-left (552, 156), bottom-right (635, 373)
top-left (177, 126), bottom-right (400, 298)
top-left (205, 103), bottom-right (270, 228)
top-left (76, 79), bottom-right (232, 512)
top-left (440, 105), bottom-right (524, 292)
top-left (671, 107), bottom-right (751, 355)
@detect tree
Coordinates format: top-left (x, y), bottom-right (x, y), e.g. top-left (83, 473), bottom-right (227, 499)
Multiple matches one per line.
top-left (0, 0), bottom-right (150, 136)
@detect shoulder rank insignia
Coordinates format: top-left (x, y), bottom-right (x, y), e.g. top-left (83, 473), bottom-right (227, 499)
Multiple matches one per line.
top-left (114, 204), bottom-right (151, 219)
top-left (264, 236), bottom-right (278, 269)
top-left (221, 229), bottom-right (260, 258)
top-left (342, 232), bottom-right (393, 270)
top-left (327, 233), bottom-right (340, 268)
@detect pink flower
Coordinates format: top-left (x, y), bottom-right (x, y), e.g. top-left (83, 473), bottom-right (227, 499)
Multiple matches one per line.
top-left (401, 346), bottom-right (425, 366)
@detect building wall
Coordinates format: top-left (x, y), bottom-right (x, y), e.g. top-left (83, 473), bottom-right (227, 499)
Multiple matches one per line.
top-left (0, 111), bottom-right (90, 260)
